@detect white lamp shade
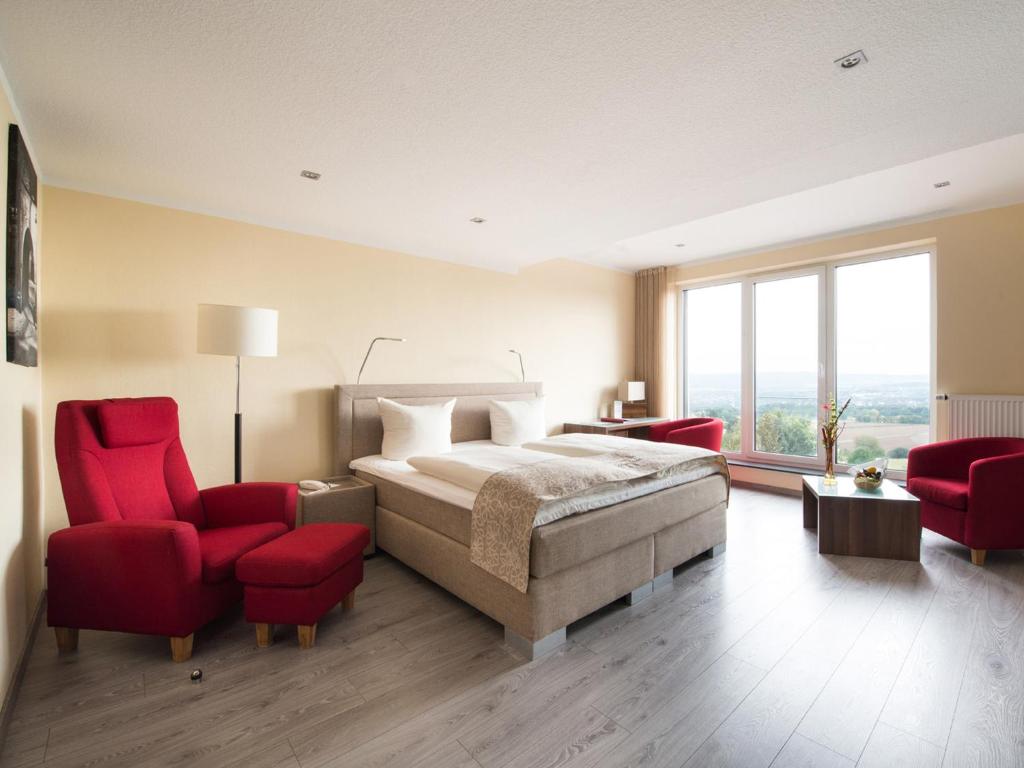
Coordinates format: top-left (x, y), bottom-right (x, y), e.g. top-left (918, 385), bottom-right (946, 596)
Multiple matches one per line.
top-left (197, 304), bottom-right (278, 357)
top-left (618, 381), bottom-right (646, 402)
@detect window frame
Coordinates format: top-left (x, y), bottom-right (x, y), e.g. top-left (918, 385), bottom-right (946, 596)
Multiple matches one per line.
top-left (677, 245), bottom-right (936, 480)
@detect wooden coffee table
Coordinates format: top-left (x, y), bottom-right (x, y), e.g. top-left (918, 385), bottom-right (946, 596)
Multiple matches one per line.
top-left (802, 475), bottom-right (921, 561)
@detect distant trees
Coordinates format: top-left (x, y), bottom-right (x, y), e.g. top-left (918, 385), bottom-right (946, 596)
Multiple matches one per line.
top-left (754, 410), bottom-right (815, 457)
top-left (698, 407), bottom-right (741, 451)
top-left (842, 436), bottom-right (886, 465)
top-left (692, 401), bottom-right (919, 461)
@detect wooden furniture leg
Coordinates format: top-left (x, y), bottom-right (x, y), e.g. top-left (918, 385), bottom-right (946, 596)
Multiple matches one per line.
top-left (54, 627), bottom-right (79, 653)
top-left (342, 590), bottom-right (356, 611)
top-left (169, 634), bottom-right (194, 663)
top-left (298, 624), bottom-right (317, 649)
top-left (255, 623), bottom-right (274, 648)
top-left (970, 548), bottom-right (987, 566)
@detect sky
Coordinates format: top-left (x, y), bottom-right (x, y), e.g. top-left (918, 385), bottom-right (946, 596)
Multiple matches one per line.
top-left (684, 252), bottom-right (931, 377)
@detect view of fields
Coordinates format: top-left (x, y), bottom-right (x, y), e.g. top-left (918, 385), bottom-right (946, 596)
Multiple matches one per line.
top-left (689, 372), bottom-right (930, 470)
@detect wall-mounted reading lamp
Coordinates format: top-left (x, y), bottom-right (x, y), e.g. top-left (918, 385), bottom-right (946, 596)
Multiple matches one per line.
top-left (508, 349), bottom-right (525, 382)
top-left (357, 337), bottom-right (406, 384)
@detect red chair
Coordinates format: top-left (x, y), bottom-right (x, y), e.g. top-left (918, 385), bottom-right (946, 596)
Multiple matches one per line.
top-left (48, 397), bottom-right (297, 661)
top-left (907, 437), bottom-right (1024, 565)
top-left (649, 417), bottom-right (724, 451)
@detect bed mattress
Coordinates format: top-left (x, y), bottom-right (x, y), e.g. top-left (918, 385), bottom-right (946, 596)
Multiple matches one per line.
top-left (351, 440), bottom-right (729, 578)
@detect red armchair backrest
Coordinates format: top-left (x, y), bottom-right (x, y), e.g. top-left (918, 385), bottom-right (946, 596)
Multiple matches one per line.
top-left (55, 398), bottom-right (205, 528)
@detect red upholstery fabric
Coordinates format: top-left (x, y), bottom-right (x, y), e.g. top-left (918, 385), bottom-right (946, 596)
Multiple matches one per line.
top-left (98, 398), bottom-right (180, 448)
top-left (55, 398), bottom-right (204, 527)
top-left (48, 397), bottom-right (297, 639)
top-left (907, 477), bottom-right (969, 510)
top-left (648, 417), bottom-right (724, 451)
top-left (918, 500), bottom-right (966, 544)
top-left (198, 523), bottom-right (288, 584)
top-left (46, 520), bottom-right (240, 637)
top-left (244, 557), bottom-right (364, 626)
top-left (237, 523), bottom-right (370, 587)
top-left (908, 437), bottom-right (1024, 552)
top-left (201, 483), bottom-right (298, 530)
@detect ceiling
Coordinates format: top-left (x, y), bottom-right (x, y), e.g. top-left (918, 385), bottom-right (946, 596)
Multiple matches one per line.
top-left (1, 1), bottom-right (1023, 274)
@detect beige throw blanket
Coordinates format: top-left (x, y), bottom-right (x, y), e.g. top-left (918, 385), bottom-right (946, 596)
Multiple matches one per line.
top-left (470, 443), bottom-right (729, 592)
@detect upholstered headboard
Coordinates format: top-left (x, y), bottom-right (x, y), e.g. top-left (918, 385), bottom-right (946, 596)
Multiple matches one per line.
top-left (334, 382), bottom-right (544, 472)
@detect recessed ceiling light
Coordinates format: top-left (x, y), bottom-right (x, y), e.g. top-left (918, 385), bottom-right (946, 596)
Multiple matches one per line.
top-left (300, 170), bottom-right (321, 180)
top-left (674, 243), bottom-right (686, 248)
top-left (834, 50), bottom-right (867, 70)
top-left (469, 217), bottom-right (486, 223)
top-left (933, 180), bottom-right (951, 188)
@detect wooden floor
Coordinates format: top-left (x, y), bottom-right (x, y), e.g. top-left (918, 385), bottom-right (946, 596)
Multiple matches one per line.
top-left (2, 487), bottom-right (1023, 768)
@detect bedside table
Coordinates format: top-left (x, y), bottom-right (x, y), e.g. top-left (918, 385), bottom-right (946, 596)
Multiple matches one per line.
top-left (298, 475), bottom-right (376, 555)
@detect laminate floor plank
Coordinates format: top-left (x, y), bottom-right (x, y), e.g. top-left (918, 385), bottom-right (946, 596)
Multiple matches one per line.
top-left (328, 643), bottom-right (600, 768)
top-left (577, 653), bottom-right (766, 768)
top-left (941, 554), bottom-right (1024, 768)
top-left (770, 734), bottom-right (854, 768)
top-left (288, 644), bottom-right (519, 768)
top-left (858, 722), bottom-right (944, 768)
top-left (680, 557), bottom-right (905, 768)
top-left (796, 552), bottom-right (946, 760)
top-left (487, 706), bottom-right (627, 768)
top-left (0, 726), bottom-right (48, 768)
top-left (4, 489), bottom-right (1022, 768)
top-left (878, 550), bottom-right (986, 748)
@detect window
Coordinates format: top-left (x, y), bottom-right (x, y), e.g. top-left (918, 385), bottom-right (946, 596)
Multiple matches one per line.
top-left (679, 249), bottom-right (933, 476)
top-left (754, 274), bottom-right (819, 458)
top-left (682, 282), bottom-right (742, 451)
top-left (835, 254), bottom-right (931, 471)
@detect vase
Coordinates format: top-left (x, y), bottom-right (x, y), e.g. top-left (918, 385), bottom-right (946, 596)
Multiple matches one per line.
top-left (823, 443), bottom-right (837, 485)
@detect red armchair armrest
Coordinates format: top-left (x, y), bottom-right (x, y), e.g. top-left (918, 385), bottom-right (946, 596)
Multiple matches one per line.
top-left (47, 520), bottom-right (203, 637)
top-left (966, 452), bottom-right (1024, 546)
top-left (650, 419), bottom-right (699, 443)
top-left (200, 482), bottom-right (297, 530)
top-left (907, 437), bottom-right (1024, 481)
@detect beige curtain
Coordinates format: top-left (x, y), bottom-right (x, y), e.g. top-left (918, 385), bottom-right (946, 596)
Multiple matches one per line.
top-left (635, 266), bottom-right (672, 416)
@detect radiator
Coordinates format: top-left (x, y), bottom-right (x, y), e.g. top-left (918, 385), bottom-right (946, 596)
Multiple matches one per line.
top-left (942, 394), bottom-right (1024, 439)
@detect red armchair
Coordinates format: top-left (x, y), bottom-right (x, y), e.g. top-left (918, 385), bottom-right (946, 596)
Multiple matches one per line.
top-left (49, 397), bottom-right (296, 661)
top-left (649, 417), bottom-right (724, 451)
top-left (907, 437), bottom-right (1024, 565)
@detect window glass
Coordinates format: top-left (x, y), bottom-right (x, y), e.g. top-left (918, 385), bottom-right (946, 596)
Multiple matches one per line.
top-left (836, 254), bottom-right (931, 470)
top-left (685, 283), bottom-right (742, 451)
top-left (754, 275), bottom-right (818, 457)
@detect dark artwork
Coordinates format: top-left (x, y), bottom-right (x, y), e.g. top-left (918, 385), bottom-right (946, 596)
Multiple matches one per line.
top-left (6, 125), bottom-right (38, 367)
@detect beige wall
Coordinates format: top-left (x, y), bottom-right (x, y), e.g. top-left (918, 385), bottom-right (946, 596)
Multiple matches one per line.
top-left (0, 86), bottom-right (44, 709)
top-left (672, 202), bottom-right (1024, 488)
top-left (40, 187), bottom-right (634, 538)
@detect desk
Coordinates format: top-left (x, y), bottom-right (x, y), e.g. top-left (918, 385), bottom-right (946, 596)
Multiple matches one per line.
top-left (562, 417), bottom-right (668, 440)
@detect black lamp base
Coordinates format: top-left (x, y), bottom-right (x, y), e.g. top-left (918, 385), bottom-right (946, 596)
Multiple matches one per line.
top-left (234, 412), bottom-right (242, 484)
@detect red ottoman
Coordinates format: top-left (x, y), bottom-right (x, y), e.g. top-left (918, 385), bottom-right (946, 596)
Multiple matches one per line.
top-left (236, 523), bottom-right (370, 649)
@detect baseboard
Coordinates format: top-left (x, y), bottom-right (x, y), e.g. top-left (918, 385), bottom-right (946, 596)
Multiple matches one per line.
top-left (0, 590), bottom-right (45, 754)
top-left (731, 479), bottom-right (802, 497)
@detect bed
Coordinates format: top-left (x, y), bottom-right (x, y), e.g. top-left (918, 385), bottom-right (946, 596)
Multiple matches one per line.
top-left (335, 382), bottom-right (729, 659)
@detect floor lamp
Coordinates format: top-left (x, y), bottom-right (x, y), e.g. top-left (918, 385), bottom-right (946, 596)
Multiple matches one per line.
top-left (197, 303), bottom-right (278, 483)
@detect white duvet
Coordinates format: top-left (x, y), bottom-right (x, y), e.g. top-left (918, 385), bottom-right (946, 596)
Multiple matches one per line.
top-left (406, 433), bottom-right (714, 493)
top-left (406, 444), bottom-right (553, 492)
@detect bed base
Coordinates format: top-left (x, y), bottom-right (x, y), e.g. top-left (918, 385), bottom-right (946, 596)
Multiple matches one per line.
top-left (375, 496), bottom-right (727, 661)
top-left (504, 627), bottom-right (568, 661)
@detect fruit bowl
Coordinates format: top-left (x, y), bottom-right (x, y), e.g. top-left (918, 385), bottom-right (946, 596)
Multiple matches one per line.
top-left (850, 459), bottom-right (887, 491)
top-left (853, 474), bottom-right (883, 490)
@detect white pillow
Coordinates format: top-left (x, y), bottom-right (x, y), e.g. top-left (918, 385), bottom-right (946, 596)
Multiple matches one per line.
top-left (489, 397), bottom-right (546, 446)
top-left (377, 397), bottom-right (455, 461)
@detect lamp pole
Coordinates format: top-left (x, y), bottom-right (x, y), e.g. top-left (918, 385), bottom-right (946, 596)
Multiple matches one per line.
top-left (234, 355), bottom-right (242, 483)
